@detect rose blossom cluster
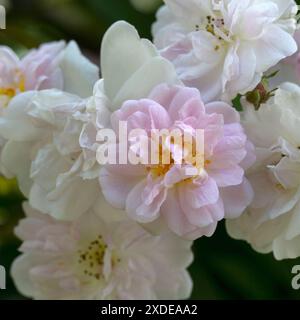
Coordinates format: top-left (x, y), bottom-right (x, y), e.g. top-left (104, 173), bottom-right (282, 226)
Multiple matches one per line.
top-left (1, 0), bottom-right (300, 300)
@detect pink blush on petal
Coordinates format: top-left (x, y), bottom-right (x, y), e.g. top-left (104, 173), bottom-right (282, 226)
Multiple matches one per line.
top-left (100, 84), bottom-right (255, 239)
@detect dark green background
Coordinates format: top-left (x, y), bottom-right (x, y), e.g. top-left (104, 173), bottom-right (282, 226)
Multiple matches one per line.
top-left (0, 0), bottom-right (300, 300)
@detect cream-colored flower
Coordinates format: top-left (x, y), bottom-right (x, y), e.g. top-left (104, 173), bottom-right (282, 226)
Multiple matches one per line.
top-left (12, 202), bottom-right (193, 300)
top-left (227, 83), bottom-right (300, 260)
top-left (0, 90), bottom-right (101, 220)
top-left (152, 0), bottom-right (298, 102)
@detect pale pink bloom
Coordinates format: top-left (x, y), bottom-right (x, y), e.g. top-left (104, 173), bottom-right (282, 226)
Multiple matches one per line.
top-left (0, 42), bottom-right (65, 107)
top-left (100, 84), bottom-right (255, 240)
top-left (0, 42), bottom-right (66, 173)
top-left (12, 202), bottom-right (193, 300)
top-left (18, 42), bottom-right (66, 91)
top-left (0, 41), bottom-right (99, 109)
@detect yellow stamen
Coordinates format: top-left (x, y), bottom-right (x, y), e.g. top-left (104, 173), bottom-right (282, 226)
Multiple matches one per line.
top-left (205, 159), bottom-right (211, 166)
top-left (0, 72), bottom-right (26, 107)
top-left (0, 87), bottom-right (16, 98)
top-left (276, 183), bottom-right (285, 191)
top-left (77, 235), bottom-right (120, 281)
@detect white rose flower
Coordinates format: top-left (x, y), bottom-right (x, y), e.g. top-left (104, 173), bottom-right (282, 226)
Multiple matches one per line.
top-left (152, 0), bottom-right (298, 102)
top-left (0, 41), bottom-right (99, 175)
top-left (0, 90), bottom-right (101, 220)
top-left (227, 83), bottom-right (300, 260)
top-left (12, 201), bottom-right (193, 300)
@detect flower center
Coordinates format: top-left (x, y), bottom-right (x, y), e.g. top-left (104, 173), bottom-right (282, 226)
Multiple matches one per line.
top-left (0, 71), bottom-right (25, 106)
top-left (195, 14), bottom-right (231, 50)
top-left (147, 134), bottom-right (208, 181)
top-left (77, 235), bottom-right (120, 281)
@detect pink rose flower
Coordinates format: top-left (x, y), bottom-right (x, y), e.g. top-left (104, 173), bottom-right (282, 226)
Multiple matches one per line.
top-left (100, 84), bottom-right (255, 240)
top-left (0, 42), bottom-right (65, 101)
top-left (0, 40), bottom-right (99, 109)
top-left (20, 41), bottom-right (65, 91)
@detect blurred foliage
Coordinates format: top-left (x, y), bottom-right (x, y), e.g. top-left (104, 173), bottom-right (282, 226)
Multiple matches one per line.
top-left (1, 0), bottom-right (300, 300)
top-left (0, 0), bottom-right (158, 54)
